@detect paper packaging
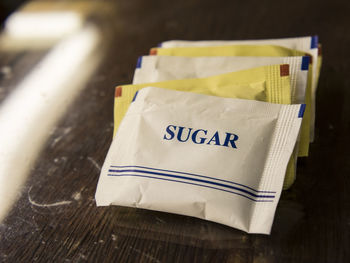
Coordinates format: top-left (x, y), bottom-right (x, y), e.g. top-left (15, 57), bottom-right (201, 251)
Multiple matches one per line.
top-left (115, 64), bottom-right (300, 189)
top-left (151, 44), bottom-right (307, 57)
top-left (133, 56), bottom-right (310, 189)
top-left (133, 56), bottom-right (310, 142)
top-left (95, 87), bottom-right (305, 234)
top-left (114, 64), bottom-right (292, 136)
top-left (133, 56), bottom-right (310, 103)
top-left (159, 36), bottom-right (320, 141)
top-left (133, 55), bottom-right (308, 115)
top-left (149, 45), bottom-right (313, 158)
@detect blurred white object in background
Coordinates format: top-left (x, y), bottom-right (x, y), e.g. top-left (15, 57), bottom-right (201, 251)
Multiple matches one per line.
top-left (0, 7), bottom-right (102, 221)
top-left (5, 11), bottom-right (83, 39)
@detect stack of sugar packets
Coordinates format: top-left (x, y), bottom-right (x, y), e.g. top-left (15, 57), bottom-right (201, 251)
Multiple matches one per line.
top-left (95, 36), bottom-right (321, 234)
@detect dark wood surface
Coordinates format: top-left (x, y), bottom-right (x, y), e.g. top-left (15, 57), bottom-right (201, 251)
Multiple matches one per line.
top-left (1, 0), bottom-right (349, 262)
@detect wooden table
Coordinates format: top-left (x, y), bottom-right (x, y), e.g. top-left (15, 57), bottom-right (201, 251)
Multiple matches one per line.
top-left (0, 0), bottom-right (349, 262)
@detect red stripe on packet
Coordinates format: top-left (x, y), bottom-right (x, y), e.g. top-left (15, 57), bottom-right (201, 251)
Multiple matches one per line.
top-left (115, 86), bottom-right (122, 97)
top-left (149, 48), bottom-right (158, 55)
top-left (280, 64), bottom-right (290, 76)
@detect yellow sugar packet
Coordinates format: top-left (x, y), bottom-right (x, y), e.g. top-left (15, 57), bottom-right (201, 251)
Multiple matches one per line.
top-left (114, 64), bottom-right (291, 134)
top-left (133, 55), bottom-right (310, 188)
top-left (113, 64), bottom-right (297, 189)
top-left (150, 44), bottom-right (306, 57)
top-left (150, 45), bottom-right (312, 157)
top-left (160, 36), bottom-right (321, 141)
top-left (133, 55), bottom-right (309, 105)
top-left (159, 37), bottom-right (320, 87)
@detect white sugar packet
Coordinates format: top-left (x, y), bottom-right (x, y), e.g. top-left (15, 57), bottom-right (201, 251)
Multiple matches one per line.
top-left (95, 87), bottom-right (304, 234)
top-left (133, 55), bottom-right (310, 104)
top-left (160, 36), bottom-right (318, 141)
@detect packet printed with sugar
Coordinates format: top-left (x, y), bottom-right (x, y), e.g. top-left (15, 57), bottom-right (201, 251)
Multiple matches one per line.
top-left (159, 36), bottom-right (320, 141)
top-left (151, 44), bottom-right (313, 155)
top-left (114, 64), bottom-right (297, 189)
top-left (133, 56), bottom-right (309, 145)
top-left (114, 64), bottom-right (291, 135)
top-left (95, 87), bottom-right (305, 234)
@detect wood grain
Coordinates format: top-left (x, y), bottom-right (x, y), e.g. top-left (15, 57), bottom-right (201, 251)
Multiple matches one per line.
top-left (0, 0), bottom-right (349, 262)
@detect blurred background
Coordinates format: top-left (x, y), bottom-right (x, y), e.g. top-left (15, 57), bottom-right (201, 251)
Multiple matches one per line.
top-left (0, 0), bottom-right (116, 223)
top-left (0, 0), bottom-right (27, 26)
top-left (0, 0), bottom-right (349, 262)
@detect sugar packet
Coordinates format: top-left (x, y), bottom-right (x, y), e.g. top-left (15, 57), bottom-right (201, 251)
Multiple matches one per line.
top-left (150, 44), bottom-right (314, 148)
top-left (114, 64), bottom-right (291, 136)
top-left (133, 55), bottom-right (309, 103)
top-left (159, 36), bottom-right (320, 141)
top-left (114, 64), bottom-right (300, 189)
top-left (133, 55), bottom-right (310, 157)
top-left (95, 87), bottom-right (304, 234)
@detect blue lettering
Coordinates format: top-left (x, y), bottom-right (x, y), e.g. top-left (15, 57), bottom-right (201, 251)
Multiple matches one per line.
top-left (177, 126), bottom-right (193, 142)
top-left (223, 133), bottom-right (239, 148)
top-left (207, 131), bottom-right (221, 145)
top-left (192, 129), bottom-right (207, 144)
top-left (163, 125), bottom-right (239, 149)
top-left (163, 125), bottom-right (176, 140)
